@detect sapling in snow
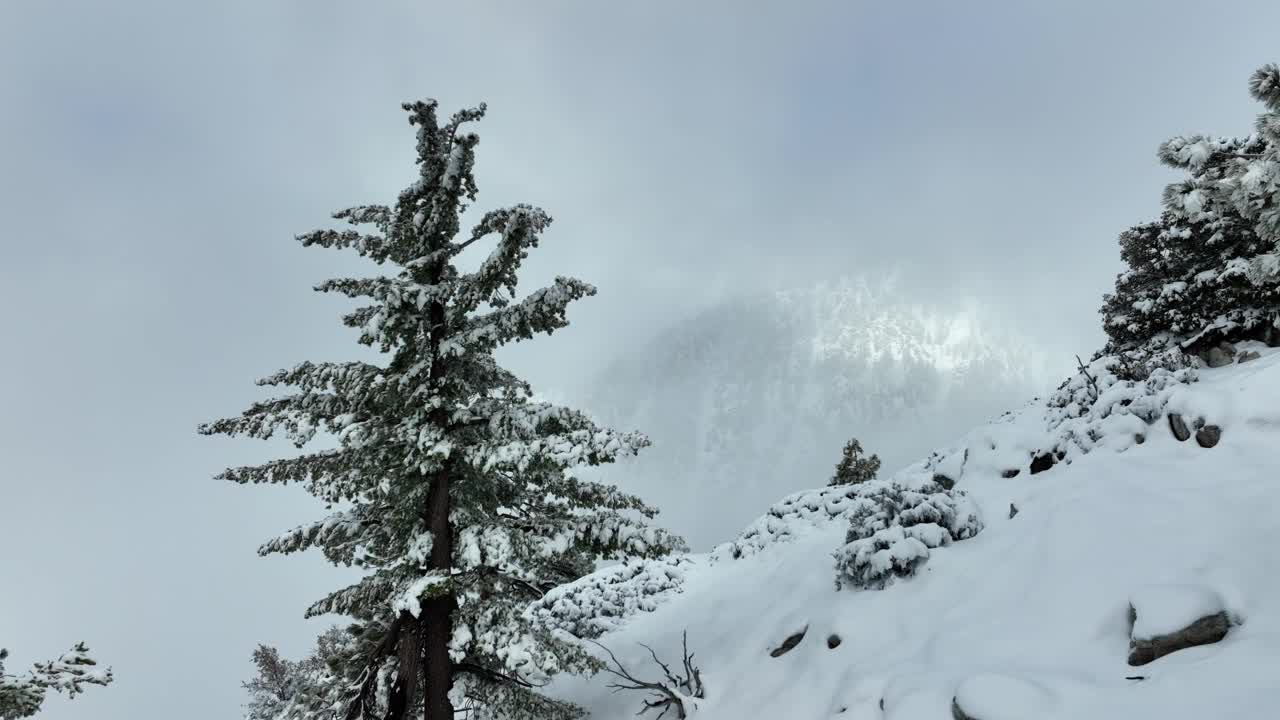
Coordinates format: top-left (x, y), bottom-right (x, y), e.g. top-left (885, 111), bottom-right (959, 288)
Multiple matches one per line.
top-left (827, 437), bottom-right (881, 487)
top-left (203, 99), bottom-right (682, 720)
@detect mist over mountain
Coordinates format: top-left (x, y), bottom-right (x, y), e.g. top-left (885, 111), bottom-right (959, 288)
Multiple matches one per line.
top-left (577, 277), bottom-right (1053, 549)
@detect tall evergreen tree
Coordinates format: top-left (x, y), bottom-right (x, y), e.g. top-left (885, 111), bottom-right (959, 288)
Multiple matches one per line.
top-left (1102, 64), bottom-right (1280, 359)
top-left (0, 643), bottom-right (112, 719)
top-left (202, 100), bottom-right (682, 720)
top-left (827, 438), bottom-right (880, 487)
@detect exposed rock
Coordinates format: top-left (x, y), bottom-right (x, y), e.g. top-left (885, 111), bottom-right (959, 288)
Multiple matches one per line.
top-left (769, 627), bottom-right (807, 657)
top-left (1134, 433), bottom-right (1145, 445)
top-left (1029, 453), bottom-right (1055, 475)
top-left (1008, 503), bottom-right (1019, 519)
top-left (952, 698), bottom-right (977, 720)
top-left (1128, 611), bottom-right (1230, 666)
top-left (1264, 323), bottom-right (1280, 348)
top-left (1205, 347), bottom-right (1234, 367)
top-left (1168, 413), bottom-right (1191, 441)
top-left (1195, 425), bottom-right (1222, 448)
top-left (1001, 468), bottom-right (1020, 478)
top-left (932, 473), bottom-right (956, 490)
top-left (826, 634), bottom-right (841, 649)
top-left (1238, 350), bottom-right (1262, 364)
top-left (1128, 585), bottom-right (1232, 666)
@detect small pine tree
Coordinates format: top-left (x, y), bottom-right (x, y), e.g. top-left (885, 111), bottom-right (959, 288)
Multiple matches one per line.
top-left (1103, 64), bottom-right (1280, 358)
top-left (828, 438), bottom-right (880, 486)
top-left (243, 629), bottom-right (352, 720)
top-left (202, 99), bottom-right (683, 720)
top-left (0, 643), bottom-right (112, 718)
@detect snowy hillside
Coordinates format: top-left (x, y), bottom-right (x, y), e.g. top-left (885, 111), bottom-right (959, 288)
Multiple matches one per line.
top-left (581, 277), bottom-right (1053, 549)
top-left (546, 344), bottom-right (1280, 719)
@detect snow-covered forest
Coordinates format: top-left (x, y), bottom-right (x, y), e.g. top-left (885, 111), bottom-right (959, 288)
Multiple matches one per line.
top-left (5, 4), bottom-right (1280, 720)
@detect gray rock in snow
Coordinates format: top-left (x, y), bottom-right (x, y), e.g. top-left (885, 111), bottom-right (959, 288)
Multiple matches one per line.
top-left (1237, 350), bottom-right (1262, 364)
top-left (1029, 452), bottom-right (1055, 474)
top-left (951, 697), bottom-right (979, 720)
top-left (1168, 413), bottom-right (1191, 442)
top-left (1128, 609), bottom-right (1230, 666)
top-left (1205, 346), bottom-right (1234, 368)
top-left (1195, 425), bottom-right (1222, 448)
top-left (769, 627), bottom-right (807, 657)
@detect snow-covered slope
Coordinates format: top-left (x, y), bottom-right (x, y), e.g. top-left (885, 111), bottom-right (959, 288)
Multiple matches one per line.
top-left (581, 277), bottom-right (1053, 549)
top-left (549, 345), bottom-right (1280, 719)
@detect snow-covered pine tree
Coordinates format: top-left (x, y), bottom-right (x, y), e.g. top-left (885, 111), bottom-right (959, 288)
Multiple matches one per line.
top-left (201, 100), bottom-right (682, 720)
top-left (0, 643), bottom-right (112, 718)
top-left (243, 629), bottom-right (353, 720)
top-left (1102, 64), bottom-right (1280, 359)
top-left (827, 438), bottom-right (880, 486)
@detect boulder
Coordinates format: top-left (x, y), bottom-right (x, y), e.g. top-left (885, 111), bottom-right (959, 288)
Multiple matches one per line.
top-left (826, 634), bottom-right (841, 649)
top-left (1128, 585), bottom-right (1231, 666)
top-left (1238, 350), bottom-right (1262, 364)
top-left (769, 627), bottom-right (807, 657)
top-left (1129, 612), bottom-right (1230, 665)
top-left (1205, 346), bottom-right (1234, 367)
top-left (952, 698), bottom-right (977, 720)
top-left (1264, 323), bottom-right (1280, 348)
top-left (1168, 413), bottom-right (1191, 441)
top-left (1029, 453), bottom-right (1055, 475)
top-left (1195, 424), bottom-right (1222, 448)
top-left (1001, 469), bottom-right (1020, 478)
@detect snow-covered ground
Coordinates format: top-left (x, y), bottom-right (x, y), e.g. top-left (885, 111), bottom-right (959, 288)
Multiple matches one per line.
top-left (548, 346), bottom-right (1280, 719)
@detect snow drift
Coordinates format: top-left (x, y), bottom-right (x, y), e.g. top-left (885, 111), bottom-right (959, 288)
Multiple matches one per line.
top-left (547, 345), bottom-right (1280, 719)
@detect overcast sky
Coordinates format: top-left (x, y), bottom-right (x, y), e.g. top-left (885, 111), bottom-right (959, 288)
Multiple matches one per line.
top-left (4, 2), bottom-right (1280, 718)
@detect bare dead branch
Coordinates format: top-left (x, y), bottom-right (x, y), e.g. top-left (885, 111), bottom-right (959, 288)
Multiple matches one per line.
top-left (1076, 354), bottom-right (1101, 401)
top-left (588, 631), bottom-right (703, 719)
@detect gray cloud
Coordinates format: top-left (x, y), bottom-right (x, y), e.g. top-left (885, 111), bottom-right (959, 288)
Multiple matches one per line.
top-left (3, 2), bottom-right (1279, 718)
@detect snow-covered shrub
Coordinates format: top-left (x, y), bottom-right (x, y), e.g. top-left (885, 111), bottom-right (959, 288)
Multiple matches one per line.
top-left (1039, 355), bottom-right (1198, 461)
top-left (833, 482), bottom-right (983, 591)
top-left (528, 557), bottom-right (690, 639)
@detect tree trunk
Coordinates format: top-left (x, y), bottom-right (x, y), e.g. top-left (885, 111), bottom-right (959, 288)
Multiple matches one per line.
top-left (421, 465), bottom-right (455, 719)
top-left (421, 296), bottom-right (456, 720)
top-left (384, 614), bottom-right (421, 720)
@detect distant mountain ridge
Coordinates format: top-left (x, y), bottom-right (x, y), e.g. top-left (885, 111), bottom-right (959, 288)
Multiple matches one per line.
top-left (579, 276), bottom-right (1051, 549)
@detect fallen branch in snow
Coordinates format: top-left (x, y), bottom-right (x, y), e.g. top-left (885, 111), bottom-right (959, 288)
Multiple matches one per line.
top-left (590, 630), bottom-right (704, 719)
top-left (1076, 354), bottom-right (1101, 402)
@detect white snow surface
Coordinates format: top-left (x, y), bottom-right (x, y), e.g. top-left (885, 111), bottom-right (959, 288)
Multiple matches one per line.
top-left (549, 348), bottom-right (1280, 719)
top-left (1129, 584), bottom-right (1228, 641)
top-left (954, 673), bottom-right (1058, 719)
